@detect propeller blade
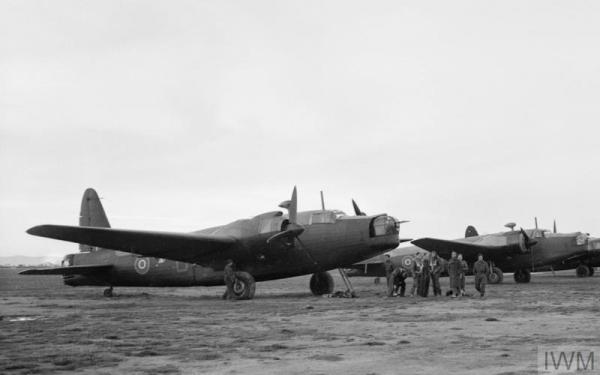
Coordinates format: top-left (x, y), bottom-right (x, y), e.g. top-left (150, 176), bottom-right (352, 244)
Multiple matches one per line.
top-left (520, 227), bottom-right (538, 249)
top-left (553, 219), bottom-right (557, 234)
top-left (289, 186), bottom-right (298, 224)
top-left (534, 217), bottom-right (538, 230)
top-left (266, 226), bottom-right (305, 244)
top-left (320, 191), bottom-right (325, 211)
top-left (352, 199), bottom-right (366, 216)
top-left (280, 187), bottom-right (299, 223)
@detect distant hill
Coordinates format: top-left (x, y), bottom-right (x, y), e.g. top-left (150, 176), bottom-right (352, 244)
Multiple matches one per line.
top-left (0, 255), bottom-right (61, 266)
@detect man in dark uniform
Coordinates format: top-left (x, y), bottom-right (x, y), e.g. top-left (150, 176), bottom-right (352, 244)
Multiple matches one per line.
top-left (429, 251), bottom-right (443, 296)
top-left (447, 251), bottom-right (462, 298)
top-left (223, 259), bottom-right (236, 300)
top-left (473, 253), bottom-right (489, 297)
top-left (410, 252), bottom-right (423, 297)
top-left (418, 256), bottom-right (430, 297)
top-left (458, 254), bottom-right (468, 296)
top-left (383, 255), bottom-right (395, 297)
top-left (392, 265), bottom-right (408, 297)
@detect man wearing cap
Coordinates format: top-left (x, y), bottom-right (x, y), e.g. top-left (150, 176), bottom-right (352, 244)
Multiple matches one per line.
top-left (410, 252), bottom-right (424, 297)
top-left (473, 253), bottom-right (489, 297)
top-left (458, 253), bottom-right (468, 296)
top-left (429, 251), bottom-right (443, 296)
top-left (447, 251), bottom-right (462, 298)
top-left (384, 254), bottom-right (395, 297)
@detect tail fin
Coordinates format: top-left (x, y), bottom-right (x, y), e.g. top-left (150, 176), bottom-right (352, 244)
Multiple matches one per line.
top-left (79, 188), bottom-right (110, 251)
top-left (465, 225), bottom-right (479, 238)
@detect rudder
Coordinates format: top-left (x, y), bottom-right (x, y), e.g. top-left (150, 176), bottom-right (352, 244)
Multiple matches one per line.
top-left (79, 188), bottom-right (110, 251)
top-left (465, 225), bottom-right (479, 238)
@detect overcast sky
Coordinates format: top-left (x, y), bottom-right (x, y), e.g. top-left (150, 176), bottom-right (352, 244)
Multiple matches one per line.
top-left (2, 1), bottom-right (600, 259)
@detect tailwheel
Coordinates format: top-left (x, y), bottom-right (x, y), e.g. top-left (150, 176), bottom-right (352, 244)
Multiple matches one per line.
top-left (514, 269), bottom-right (531, 283)
top-left (309, 272), bottom-right (334, 295)
top-left (576, 264), bottom-right (591, 278)
top-left (374, 277), bottom-right (381, 285)
top-left (231, 272), bottom-right (256, 300)
top-left (103, 287), bottom-right (113, 298)
top-left (487, 267), bottom-right (504, 284)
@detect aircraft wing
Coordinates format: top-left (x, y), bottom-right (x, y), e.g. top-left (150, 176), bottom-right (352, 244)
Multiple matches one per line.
top-left (412, 238), bottom-right (516, 261)
top-left (20, 264), bottom-right (113, 275)
top-left (27, 225), bottom-right (238, 265)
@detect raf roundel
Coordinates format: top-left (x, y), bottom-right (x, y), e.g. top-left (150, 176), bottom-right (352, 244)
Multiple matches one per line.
top-left (401, 255), bottom-right (414, 268)
top-left (134, 257), bottom-right (151, 275)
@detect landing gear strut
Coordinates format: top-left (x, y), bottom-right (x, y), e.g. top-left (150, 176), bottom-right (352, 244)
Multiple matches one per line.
top-left (103, 287), bottom-right (113, 297)
top-left (514, 269), bottom-right (531, 283)
top-left (338, 268), bottom-right (357, 297)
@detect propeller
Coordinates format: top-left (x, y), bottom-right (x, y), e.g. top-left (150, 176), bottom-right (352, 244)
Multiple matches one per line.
top-left (352, 199), bottom-right (366, 216)
top-left (534, 217), bottom-right (538, 230)
top-left (267, 186), bottom-right (304, 244)
top-left (520, 227), bottom-right (538, 249)
top-left (553, 219), bottom-right (557, 234)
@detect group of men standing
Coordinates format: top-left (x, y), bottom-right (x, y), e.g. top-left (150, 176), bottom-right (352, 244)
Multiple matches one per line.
top-left (384, 250), bottom-right (490, 298)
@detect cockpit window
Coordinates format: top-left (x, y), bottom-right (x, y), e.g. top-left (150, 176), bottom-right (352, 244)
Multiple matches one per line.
top-left (310, 212), bottom-right (336, 224)
top-left (576, 233), bottom-right (588, 245)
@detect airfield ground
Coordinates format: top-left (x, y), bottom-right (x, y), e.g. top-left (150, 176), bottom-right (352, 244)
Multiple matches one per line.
top-left (0, 268), bottom-right (598, 375)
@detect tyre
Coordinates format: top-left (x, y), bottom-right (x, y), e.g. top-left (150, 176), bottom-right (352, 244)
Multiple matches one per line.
top-left (231, 271), bottom-right (256, 300)
top-left (487, 267), bottom-right (504, 284)
top-left (589, 266), bottom-right (595, 277)
top-left (576, 264), bottom-right (591, 278)
top-left (514, 269), bottom-right (531, 283)
top-left (309, 272), bottom-right (334, 295)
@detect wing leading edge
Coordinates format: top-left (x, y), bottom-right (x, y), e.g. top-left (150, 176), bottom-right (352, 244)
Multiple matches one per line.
top-left (411, 237), bottom-right (520, 261)
top-left (26, 225), bottom-right (238, 265)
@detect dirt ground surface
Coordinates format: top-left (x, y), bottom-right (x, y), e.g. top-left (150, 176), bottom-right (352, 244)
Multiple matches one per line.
top-left (1, 268), bottom-right (598, 375)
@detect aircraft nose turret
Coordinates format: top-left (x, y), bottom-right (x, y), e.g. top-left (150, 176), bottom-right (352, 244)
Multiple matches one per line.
top-left (367, 214), bottom-right (403, 251)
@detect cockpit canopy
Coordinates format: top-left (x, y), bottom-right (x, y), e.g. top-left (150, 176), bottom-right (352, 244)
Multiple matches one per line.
top-left (295, 210), bottom-right (346, 225)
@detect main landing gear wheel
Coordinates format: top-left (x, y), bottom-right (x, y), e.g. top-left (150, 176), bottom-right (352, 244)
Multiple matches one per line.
top-left (590, 266), bottom-right (595, 277)
top-left (103, 287), bottom-right (113, 297)
top-left (576, 265), bottom-right (591, 278)
top-left (514, 269), bottom-right (531, 283)
top-left (487, 267), bottom-right (504, 284)
top-left (310, 272), bottom-right (334, 295)
top-left (231, 272), bottom-right (256, 300)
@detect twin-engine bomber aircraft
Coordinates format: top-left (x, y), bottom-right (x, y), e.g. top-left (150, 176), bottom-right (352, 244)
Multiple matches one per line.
top-left (411, 222), bottom-right (597, 283)
top-left (22, 187), bottom-right (403, 299)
